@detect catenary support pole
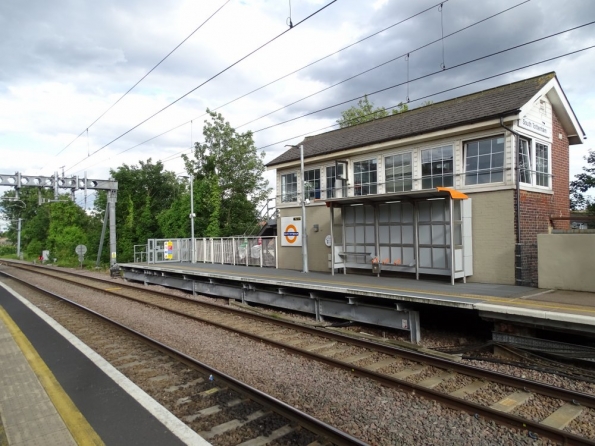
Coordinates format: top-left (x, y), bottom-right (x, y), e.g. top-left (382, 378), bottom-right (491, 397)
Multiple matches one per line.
top-left (96, 208), bottom-right (108, 267)
top-left (16, 218), bottom-right (22, 259)
top-left (108, 187), bottom-right (118, 266)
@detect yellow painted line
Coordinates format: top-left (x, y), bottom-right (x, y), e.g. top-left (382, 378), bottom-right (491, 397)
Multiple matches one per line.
top-left (104, 287), bottom-right (121, 291)
top-left (0, 306), bottom-right (104, 446)
top-left (161, 265), bottom-right (595, 316)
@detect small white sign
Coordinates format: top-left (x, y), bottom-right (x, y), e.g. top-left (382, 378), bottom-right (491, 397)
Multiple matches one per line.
top-left (325, 235), bottom-right (332, 247)
top-left (281, 216), bottom-right (302, 247)
top-left (518, 117), bottom-right (550, 138)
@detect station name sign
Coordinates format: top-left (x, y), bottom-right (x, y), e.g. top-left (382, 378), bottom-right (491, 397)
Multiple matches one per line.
top-left (518, 117), bottom-right (550, 138)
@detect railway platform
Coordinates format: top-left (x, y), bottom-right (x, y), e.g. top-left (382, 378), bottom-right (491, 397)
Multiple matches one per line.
top-left (120, 261), bottom-right (595, 343)
top-left (0, 281), bottom-right (209, 446)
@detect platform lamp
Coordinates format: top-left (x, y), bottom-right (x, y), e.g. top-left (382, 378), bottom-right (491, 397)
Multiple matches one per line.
top-left (285, 144), bottom-right (308, 273)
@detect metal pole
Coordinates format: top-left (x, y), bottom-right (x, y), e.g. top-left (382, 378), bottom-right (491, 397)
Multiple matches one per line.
top-left (300, 144), bottom-right (309, 273)
top-left (330, 204), bottom-right (335, 276)
top-left (190, 174), bottom-right (195, 263)
top-left (108, 187), bottom-right (117, 266)
top-left (17, 218), bottom-right (22, 259)
top-left (449, 196), bottom-right (455, 286)
top-left (96, 208), bottom-right (108, 267)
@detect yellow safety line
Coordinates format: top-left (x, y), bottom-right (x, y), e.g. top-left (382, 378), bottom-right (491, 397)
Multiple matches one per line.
top-left (104, 287), bottom-right (121, 291)
top-left (170, 266), bottom-right (595, 316)
top-left (0, 306), bottom-right (104, 446)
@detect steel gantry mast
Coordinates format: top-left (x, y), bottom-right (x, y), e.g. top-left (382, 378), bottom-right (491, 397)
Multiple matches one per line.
top-left (0, 172), bottom-right (118, 266)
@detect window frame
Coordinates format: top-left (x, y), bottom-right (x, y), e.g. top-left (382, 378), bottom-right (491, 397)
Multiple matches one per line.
top-left (384, 151), bottom-right (413, 193)
top-left (303, 168), bottom-right (321, 200)
top-left (353, 158), bottom-right (378, 196)
top-left (463, 135), bottom-right (505, 186)
top-left (515, 136), bottom-right (551, 189)
top-left (420, 144), bottom-right (454, 190)
top-left (280, 172), bottom-right (298, 203)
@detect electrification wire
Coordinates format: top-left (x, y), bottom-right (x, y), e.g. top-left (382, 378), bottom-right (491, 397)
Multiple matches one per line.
top-left (250, 20), bottom-right (595, 134)
top-left (72, 0), bottom-right (528, 175)
top-left (156, 43), bottom-right (595, 167)
top-left (65, 0), bottom-right (337, 174)
top-left (56, 0), bottom-right (231, 158)
top-left (235, 0), bottom-right (535, 128)
top-left (253, 44), bottom-right (595, 151)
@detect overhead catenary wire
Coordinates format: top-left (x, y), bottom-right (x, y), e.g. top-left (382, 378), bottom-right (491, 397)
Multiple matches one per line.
top-left (72, 1), bottom-right (582, 177)
top-left (235, 0), bottom-right (535, 129)
top-left (55, 0), bottom-right (231, 158)
top-left (80, 28), bottom-right (593, 176)
top-left (65, 0), bottom-right (338, 174)
top-left (253, 44), bottom-right (595, 152)
top-left (249, 20), bottom-right (595, 135)
top-left (73, 0), bottom-right (463, 173)
top-left (154, 43), bottom-right (595, 169)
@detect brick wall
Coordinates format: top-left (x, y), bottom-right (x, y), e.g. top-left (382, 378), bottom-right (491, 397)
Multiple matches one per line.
top-left (514, 112), bottom-right (570, 286)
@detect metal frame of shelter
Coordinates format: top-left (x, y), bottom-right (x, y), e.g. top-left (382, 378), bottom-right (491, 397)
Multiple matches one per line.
top-left (0, 172), bottom-right (118, 266)
top-left (326, 187), bottom-right (471, 285)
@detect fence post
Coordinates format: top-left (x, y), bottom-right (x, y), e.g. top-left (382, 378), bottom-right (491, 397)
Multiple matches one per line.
top-left (210, 238), bottom-right (214, 264)
top-left (260, 238), bottom-right (263, 267)
top-left (232, 237), bottom-right (236, 265)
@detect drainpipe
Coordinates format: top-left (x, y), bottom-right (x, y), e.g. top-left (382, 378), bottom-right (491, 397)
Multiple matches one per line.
top-left (499, 116), bottom-right (522, 286)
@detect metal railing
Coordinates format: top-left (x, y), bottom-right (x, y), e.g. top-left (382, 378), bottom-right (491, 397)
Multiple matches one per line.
top-left (133, 244), bottom-right (147, 263)
top-left (147, 236), bottom-right (277, 268)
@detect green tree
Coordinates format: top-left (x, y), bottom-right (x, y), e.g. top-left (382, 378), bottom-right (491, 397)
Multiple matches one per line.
top-left (46, 199), bottom-right (90, 261)
top-left (183, 110), bottom-right (270, 236)
top-left (95, 159), bottom-right (179, 262)
top-left (337, 95), bottom-right (408, 128)
top-left (570, 149), bottom-right (595, 213)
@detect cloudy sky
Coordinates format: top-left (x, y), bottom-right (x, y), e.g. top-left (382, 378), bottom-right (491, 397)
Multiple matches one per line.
top-left (1, 0), bottom-right (594, 214)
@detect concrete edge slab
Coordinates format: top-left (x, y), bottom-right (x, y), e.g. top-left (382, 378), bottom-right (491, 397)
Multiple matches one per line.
top-left (0, 281), bottom-right (211, 446)
top-left (474, 302), bottom-right (595, 326)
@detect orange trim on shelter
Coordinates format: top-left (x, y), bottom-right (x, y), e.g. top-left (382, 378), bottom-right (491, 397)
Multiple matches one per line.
top-left (436, 187), bottom-right (468, 200)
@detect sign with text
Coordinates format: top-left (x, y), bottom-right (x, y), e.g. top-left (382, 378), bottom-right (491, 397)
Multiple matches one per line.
top-left (518, 117), bottom-right (550, 138)
top-left (164, 240), bottom-right (174, 260)
top-left (281, 216), bottom-right (302, 247)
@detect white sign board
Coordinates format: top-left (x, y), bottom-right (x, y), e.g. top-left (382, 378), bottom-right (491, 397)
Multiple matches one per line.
top-left (518, 117), bottom-right (550, 138)
top-left (281, 216), bottom-right (302, 247)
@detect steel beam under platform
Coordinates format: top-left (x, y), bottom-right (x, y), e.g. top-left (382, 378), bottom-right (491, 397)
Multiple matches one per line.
top-left (122, 266), bottom-right (422, 344)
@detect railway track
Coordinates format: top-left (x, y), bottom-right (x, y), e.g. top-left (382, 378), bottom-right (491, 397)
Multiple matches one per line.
top-left (3, 260), bottom-right (595, 445)
top-left (0, 267), bottom-right (365, 446)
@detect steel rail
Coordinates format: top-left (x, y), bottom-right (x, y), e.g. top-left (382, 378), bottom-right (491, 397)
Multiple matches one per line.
top-left (0, 269), bottom-right (368, 446)
top-left (4, 262), bottom-right (595, 444)
top-left (7, 261), bottom-right (595, 408)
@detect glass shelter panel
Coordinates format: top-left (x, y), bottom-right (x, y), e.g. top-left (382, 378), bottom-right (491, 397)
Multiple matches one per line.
top-left (377, 202), bottom-right (415, 267)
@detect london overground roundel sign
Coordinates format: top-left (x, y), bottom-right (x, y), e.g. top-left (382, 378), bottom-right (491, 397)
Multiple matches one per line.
top-left (281, 216), bottom-right (302, 247)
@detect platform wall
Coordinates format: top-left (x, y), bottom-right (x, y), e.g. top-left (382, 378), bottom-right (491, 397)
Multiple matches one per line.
top-left (466, 190), bottom-right (516, 285)
top-left (538, 234), bottom-right (595, 292)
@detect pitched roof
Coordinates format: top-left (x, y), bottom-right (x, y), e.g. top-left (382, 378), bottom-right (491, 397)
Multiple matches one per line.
top-left (266, 72), bottom-right (556, 167)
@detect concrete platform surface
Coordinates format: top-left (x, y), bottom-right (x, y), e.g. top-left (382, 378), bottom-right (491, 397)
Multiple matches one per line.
top-left (0, 281), bottom-right (210, 446)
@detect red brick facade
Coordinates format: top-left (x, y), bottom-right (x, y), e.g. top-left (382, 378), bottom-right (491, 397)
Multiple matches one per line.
top-left (514, 112), bottom-right (570, 286)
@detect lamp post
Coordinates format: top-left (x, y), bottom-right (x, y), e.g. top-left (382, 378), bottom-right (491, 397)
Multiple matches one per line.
top-left (189, 174), bottom-right (195, 263)
top-left (300, 144), bottom-right (309, 273)
top-left (284, 144), bottom-right (309, 273)
top-left (17, 218), bottom-right (22, 259)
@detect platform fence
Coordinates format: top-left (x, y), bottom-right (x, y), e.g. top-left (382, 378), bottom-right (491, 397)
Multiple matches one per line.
top-left (147, 236), bottom-right (277, 268)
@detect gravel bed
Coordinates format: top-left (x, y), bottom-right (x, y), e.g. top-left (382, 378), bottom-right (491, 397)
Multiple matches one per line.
top-left (433, 373), bottom-right (476, 394)
top-left (465, 383), bottom-right (517, 407)
top-left (566, 407), bottom-right (595, 439)
top-left (463, 359), bottom-right (595, 397)
top-left (350, 352), bottom-right (392, 367)
top-left (376, 358), bottom-right (420, 375)
top-left (512, 394), bottom-right (565, 423)
top-left (0, 267), bottom-right (568, 445)
top-left (404, 366), bottom-right (448, 384)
